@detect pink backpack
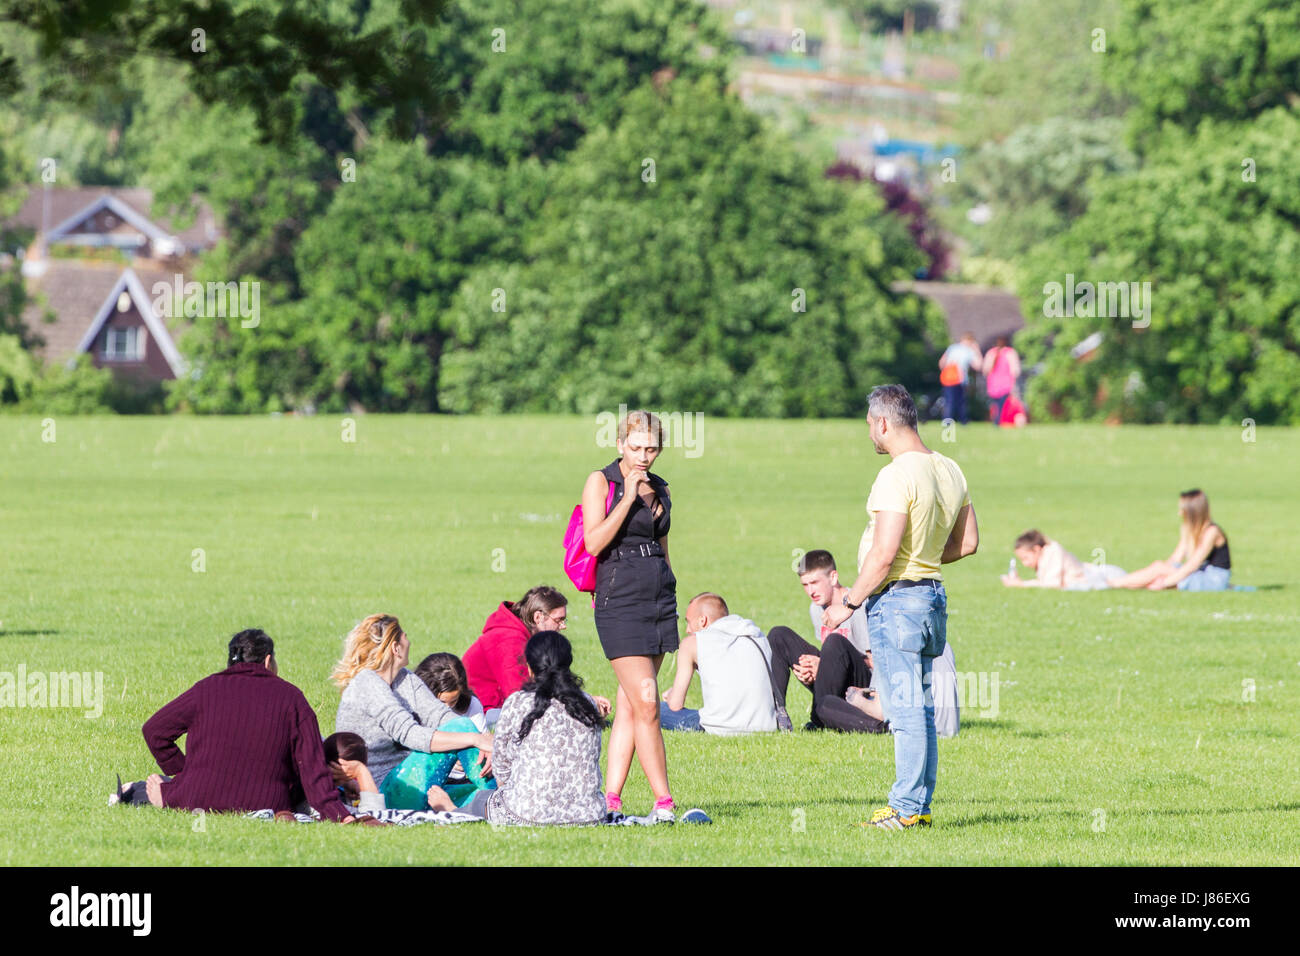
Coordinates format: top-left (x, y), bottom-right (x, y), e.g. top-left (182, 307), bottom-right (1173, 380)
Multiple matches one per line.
top-left (563, 476), bottom-right (617, 593)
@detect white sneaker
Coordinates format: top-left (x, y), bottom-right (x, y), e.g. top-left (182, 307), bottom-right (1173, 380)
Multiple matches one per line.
top-left (647, 805), bottom-right (676, 825)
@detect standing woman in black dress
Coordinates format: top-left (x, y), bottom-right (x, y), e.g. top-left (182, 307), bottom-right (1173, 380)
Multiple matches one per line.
top-left (582, 409), bottom-right (678, 821)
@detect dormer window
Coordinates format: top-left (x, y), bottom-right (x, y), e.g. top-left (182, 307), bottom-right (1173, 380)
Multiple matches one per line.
top-left (103, 326), bottom-right (143, 361)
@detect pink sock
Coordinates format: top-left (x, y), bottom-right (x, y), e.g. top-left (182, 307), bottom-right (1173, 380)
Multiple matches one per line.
top-left (654, 795), bottom-right (675, 810)
top-left (606, 793), bottom-right (622, 812)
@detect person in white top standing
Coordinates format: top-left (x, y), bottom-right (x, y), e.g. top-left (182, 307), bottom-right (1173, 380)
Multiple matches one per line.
top-left (938, 332), bottom-right (983, 425)
top-left (822, 385), bottom-right (979, 830)
top-left (660, 593), bottom-right (778, 735)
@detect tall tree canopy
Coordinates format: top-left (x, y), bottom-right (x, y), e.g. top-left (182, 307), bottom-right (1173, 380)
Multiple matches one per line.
top-left (1015, 0), bottom-right (1300, 424)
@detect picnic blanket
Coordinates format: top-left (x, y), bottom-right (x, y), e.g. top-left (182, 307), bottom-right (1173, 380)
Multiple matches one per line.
top-left (243, 807), bottom-right (482, 826)
top-left (243, 808), bottom-right (696, 827)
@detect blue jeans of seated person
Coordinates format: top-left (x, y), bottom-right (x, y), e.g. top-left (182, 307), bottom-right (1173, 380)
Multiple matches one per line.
top-left (380, 717), bottom-right (496, 810)
top-left (659, 701), bottom-right (702, 732)
top-left (1175, 563), bottom-right (1230, 592)
top-left (867, 580), bottom-right (947, 818)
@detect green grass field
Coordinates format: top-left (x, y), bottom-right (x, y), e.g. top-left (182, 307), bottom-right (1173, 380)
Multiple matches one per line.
top-left (2, 415), bottom-right (1297, 865)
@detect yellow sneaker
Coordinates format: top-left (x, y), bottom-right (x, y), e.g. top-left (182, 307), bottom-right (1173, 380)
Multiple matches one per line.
top-left (866, 805), bottom-right (931, 829)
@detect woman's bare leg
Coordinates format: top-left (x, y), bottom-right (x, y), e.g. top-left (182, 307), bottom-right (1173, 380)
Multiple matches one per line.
top-left (1108, 561), bottom-right (1174, 589)
top-left (609, 654), bottom-right (670, 802)
top-left (605, 682), bottom-right (636, 799)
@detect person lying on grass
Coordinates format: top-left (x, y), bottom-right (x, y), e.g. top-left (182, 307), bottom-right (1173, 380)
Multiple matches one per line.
top-left (429, 631), bottom-right (609, 826)
top-left (332, 614), bottom-right (496, 811)
top-left (118, 629), bottom-right (378, 825)
top-left (1002, 530), bottom-right (1126, 590)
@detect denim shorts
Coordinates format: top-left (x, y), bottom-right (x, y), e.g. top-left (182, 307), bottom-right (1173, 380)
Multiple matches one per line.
top-left (1178, 564), bottom-right (1231, 591)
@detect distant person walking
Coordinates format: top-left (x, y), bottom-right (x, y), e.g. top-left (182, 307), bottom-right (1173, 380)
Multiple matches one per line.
top-left (982, 335), bottom-right (1020, 425)
top-left (1107, 489), bottom-right (1232, 591)
top-left (582, 409), bottom-right (679, 822)
top-left (822, 386), bottom-right (978, 830)
top-left (938, 332), bottom-right (983, 425)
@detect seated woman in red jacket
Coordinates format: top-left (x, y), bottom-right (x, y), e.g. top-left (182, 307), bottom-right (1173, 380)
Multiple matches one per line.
top-left (462, 586), bottom-right (569, 715)
top-left (129, 629), bottom-right (365, 823)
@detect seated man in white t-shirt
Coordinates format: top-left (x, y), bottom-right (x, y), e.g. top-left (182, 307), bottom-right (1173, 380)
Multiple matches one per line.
top-left (660, 592), bottom-right (778, 735)
top-left (1003, 529), bottom-right (1126, 590)
top-left (768, 549), bottom-right (959, 737)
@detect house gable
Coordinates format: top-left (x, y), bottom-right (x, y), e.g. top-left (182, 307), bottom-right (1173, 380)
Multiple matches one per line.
top-left (45, 195), bottom-right (180, 256)
top-left (71, 269), bottom-right (186, 378)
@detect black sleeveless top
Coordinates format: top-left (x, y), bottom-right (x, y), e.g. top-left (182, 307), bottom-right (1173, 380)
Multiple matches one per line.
top-left (1203, 529), bottom-right (1230, 570)
top-left (599, 459), bottom-right (670, 553)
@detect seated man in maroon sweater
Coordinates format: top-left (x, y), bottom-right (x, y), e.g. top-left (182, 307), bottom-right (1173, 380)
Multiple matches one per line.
top-left (129, 629), bottom-right (369, 824)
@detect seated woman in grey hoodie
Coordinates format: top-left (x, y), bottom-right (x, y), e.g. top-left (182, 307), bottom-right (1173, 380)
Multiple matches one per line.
top-left (332, 614), bottom-right (496, 810)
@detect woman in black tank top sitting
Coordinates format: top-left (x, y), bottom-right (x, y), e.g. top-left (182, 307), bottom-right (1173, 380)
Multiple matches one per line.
top-left (581, 409), bottom-right (679, 822)
top-left (1108, 489), bottom-right (1231, 591)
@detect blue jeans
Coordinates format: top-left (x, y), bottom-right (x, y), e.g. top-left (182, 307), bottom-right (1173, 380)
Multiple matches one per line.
top-left (659, 701), bottom-right (702, 732)
top-left (1177, 564), bottom-right (1230, 591)
top-left (942, 384), bottom-right (967, 424)
top-left (867, 580), bottom-right (947, 817)
top-left (989, 393), bottom-right (1010, 425)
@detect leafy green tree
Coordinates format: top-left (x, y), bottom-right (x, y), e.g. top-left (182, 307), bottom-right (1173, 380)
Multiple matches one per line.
top-left (943, 1), bottom-right (1132, 284)
top-left (170, 0), bottom-right (741, 413)
top-left (957, 0), bottom-right (1128, 142)
top-left (294, 146), bottom-right (547, 412)
top-left (0, 332), bottom-right (37, 403)
top-left (425, 0), bottom-right (732, 164)
top-left (1016, 106), bottom-right (1300, 425)
top-left (956, 116), bottom-right (1136, 260)
top-left (1110, 0), bottom-right (1300, 145)
top-left (829, 1), bottom-right (941, 33)
top-left (440, 77), bottom-right (946, 417)
top-left (0, 0), bottom-right (456, 147)
top-left (24, 354), bottom-right (118, 414)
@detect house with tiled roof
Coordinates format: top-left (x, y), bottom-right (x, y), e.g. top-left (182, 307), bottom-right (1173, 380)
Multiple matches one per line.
top-left (20, 261), bottom-right (189, 384)
top-left (900, 280), bottom-right (1026, 350)
top-left (11, 186), bottom-right (219, 260)
top-left (5, 186), bottom-right (220, 386)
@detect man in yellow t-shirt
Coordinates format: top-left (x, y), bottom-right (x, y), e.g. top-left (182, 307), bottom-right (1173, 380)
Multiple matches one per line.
top-left (823, 385), bottom-right (979, 830)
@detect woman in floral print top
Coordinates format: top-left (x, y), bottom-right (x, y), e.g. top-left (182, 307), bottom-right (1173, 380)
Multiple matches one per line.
top-left (457, 631), bottom-right (611, 826)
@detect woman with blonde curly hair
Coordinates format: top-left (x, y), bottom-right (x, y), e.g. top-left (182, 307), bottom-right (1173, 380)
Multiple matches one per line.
top-left (333, 614), bottom-right (496, 810)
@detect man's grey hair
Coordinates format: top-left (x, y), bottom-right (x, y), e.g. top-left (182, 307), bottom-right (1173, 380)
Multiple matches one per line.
top-left (867, 385), bottom-right (918, 430)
